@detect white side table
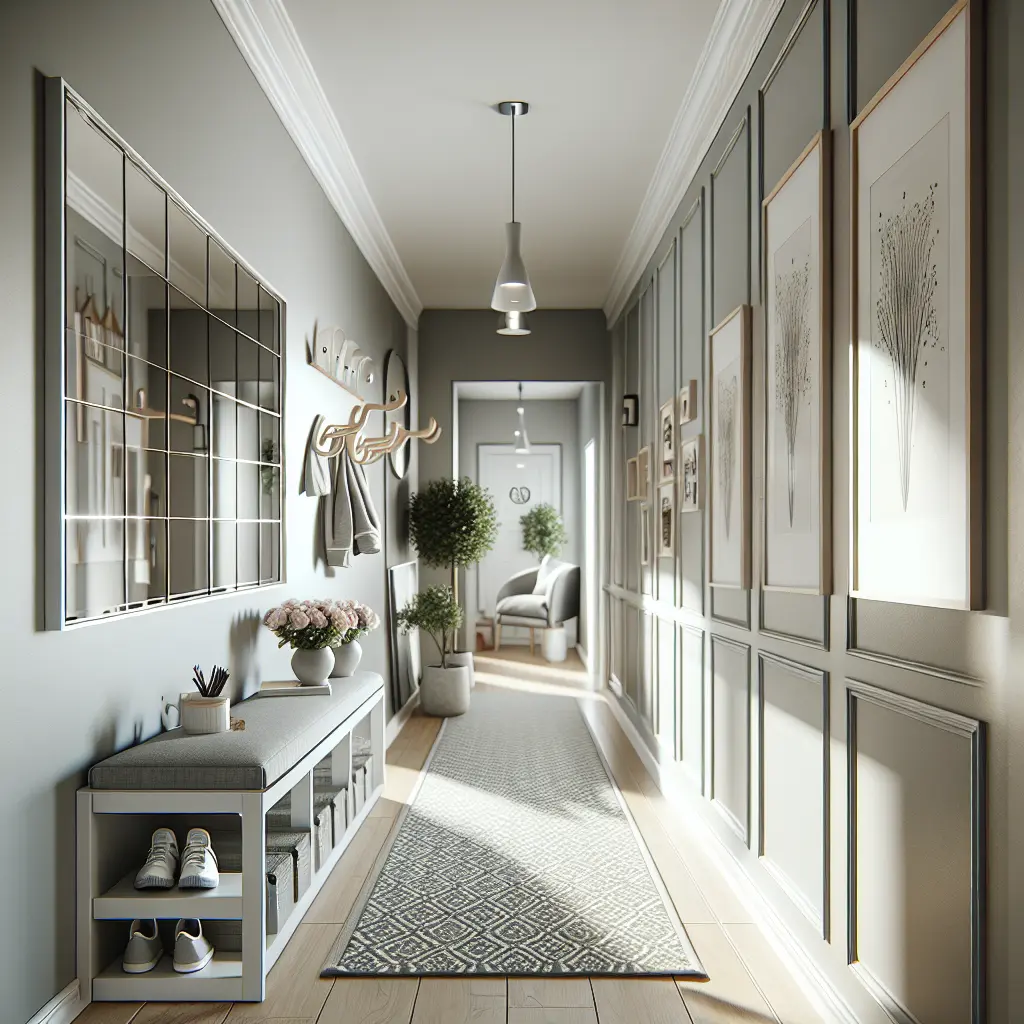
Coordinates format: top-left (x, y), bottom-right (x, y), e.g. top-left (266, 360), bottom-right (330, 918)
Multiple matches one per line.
top-left (542, 626), bottom-right (568, 663)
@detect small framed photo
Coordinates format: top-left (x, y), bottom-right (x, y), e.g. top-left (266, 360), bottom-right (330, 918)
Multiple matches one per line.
top-left (640, 505), bottom-right (651, 566)
top-left (626, 456), bottom-right (639, 502)
top-left (658, 484), bottom-right (675, 558)
top-left (637, 446), bottom-right (651, 503)
top-left (680, 435), bottom-right (704, 512)
top-left (679, 379), bottom-right (698, 425)
top-left (622, 393), bottom-right (639, 427)
top-left (659, 399), bottom-right (675, 481)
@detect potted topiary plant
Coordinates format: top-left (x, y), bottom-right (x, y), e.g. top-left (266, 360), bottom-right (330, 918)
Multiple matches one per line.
top-left (396, 585), bottom-right (470, 716)
top-left (520, 503), bottom-right (568, 560)
top-left (408, 477), bottom-right (498, 686)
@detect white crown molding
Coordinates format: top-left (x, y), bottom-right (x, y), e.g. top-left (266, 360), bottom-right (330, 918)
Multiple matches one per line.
top-left (212, 0), bottom-right (423, 327)
top-left (603, 0), bottom-right (787, 325)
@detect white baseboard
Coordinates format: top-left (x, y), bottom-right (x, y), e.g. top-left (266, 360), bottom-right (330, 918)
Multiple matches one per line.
top-left (601, 686), bottom-right (860, 1024)
top-left (575, 643), bottom-right (589, 671)
top-left (26, 981), bottom-right (86, 1024)
top-left (387, 689), bottom-right (420, 747)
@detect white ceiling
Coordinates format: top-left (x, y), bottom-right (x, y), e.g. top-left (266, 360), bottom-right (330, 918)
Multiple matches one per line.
top-left (280, 0), bottom-right (722, 310)
top-left (457, 381), bottom-right (588, 401)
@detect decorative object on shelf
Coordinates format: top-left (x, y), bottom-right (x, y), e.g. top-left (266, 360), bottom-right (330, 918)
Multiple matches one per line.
top-left (396, 586), bottom-right (469, 716)
top-left (310, 323), bottom-right (378, 400)
top-left (658, 484), bottom-right (675, 558)
top-left (764, 131), bottom-right (832, 595)
top-left (329, 601), bottom-right (381, 678)
top-left (520, 503), bottom-right (567, 560)
top-left (258, 679), bottom-right (332, 697)
top-left (180, 665), bottom-right (231, 735)
top-left (626, 457), bottom-right (640, 502)
top-left (622, 393), bottom-right (639, 427)
top-left (388, 561), bottom-right (421, 711)
top-left (382, 350), bottom-right (412, 479)
top-left (659, 398), bottom-right (676, 482)
top-left (640, 505), bottom-right (651, 566)
top-left (709, 305), bottom-right (752, 588)
top-left (679, 380), bottom-right (698, 425)
top-left (680, 436), bottom-right (704, 513)
top-left (264, 599), bottom-right (361, 686)
top-left (513, 382), bottom-right (532, 454)
top-left (637, 446), bottom-right (651, 503)
top-left (851, 0), bottom-right (981, 609)
top-left (490, 101), bottom-right (537, 314)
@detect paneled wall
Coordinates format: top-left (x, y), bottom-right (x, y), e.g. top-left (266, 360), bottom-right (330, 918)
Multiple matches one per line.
top-left (605, 0), bottom-right (1022, 1019)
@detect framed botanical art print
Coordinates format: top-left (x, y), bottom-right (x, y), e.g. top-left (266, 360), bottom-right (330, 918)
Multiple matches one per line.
top-left (709, 305), bottom-right (751, 588)
top-left (626, 456), bottom-right (640, 502)
top-left (763, 130), bottom-right (832, 594)
top-left (851, 0), bottom-right (982, 609)
top-left (637, 446), bottom-right (651, 503)
top-left (658, 484), bottom-right (675, 558)
top-left (680, 435), bottom-right (703, 513)
top-left (659, 399), bottom-right (675, 482)
top-left (679, 380), bottom-right (698, 425)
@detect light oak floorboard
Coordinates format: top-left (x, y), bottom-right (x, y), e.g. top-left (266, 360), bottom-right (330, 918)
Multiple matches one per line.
top-left (591, 978), bottom-right (692, 1024)
top-left (723, 925), bottom-right (824, 1024)
top-left (410, 978), bottom-right (506, 1024)
top-left (508, 977), bottom-right (595, 1008)
top-left (507, 1009), bottom-right (598, 1024)
top-left (318, 977), bottom-right (419, 1024)
top-left (131, 1006), bottom-right (230, 1024)
top-left (303, 818), bottom-right (393, 924)
top-left (72, 1005), bottom-right (144, 1024)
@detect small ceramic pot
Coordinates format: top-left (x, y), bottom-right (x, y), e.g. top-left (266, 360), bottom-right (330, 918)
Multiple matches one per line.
top-left (420, 664), bottom-right (471, 717)
top-left (291, 646), bottom-right (335, 686)
top-left (180, 694), bottom-right (230, 734)
top-left (447, 650), bottom-right (476, 689)
top-left (330, 639), bottom-right (363, 678)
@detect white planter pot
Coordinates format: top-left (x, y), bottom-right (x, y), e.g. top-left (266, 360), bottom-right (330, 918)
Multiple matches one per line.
top-left (330, 639), bottom-right (363, 678)
top-left (448, 650), bottom-right (476, 688)
top-left (291, 647), bottom-right (335, 686)
top-left (420, 664), bottom-right (471, 717)
top-left (180, 694), bottom-right (230, 734)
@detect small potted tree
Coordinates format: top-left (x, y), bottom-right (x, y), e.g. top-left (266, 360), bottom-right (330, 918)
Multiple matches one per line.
top-left (520, 503), bottom-right (568, 561)
top-left (396, 586), bottom-right (470, 716)
top-left (408, 477), bottom-right (498, 686)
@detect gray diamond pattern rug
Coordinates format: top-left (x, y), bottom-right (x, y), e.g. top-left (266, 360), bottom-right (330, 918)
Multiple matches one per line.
top-left (322, 687), bottom-right (706, 977)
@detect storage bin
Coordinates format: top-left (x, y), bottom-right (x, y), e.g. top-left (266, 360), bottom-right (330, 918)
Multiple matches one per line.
top-left (265, 850), bottom-right (295, 934)
top-left (265, 829), bottom-right (311, 901)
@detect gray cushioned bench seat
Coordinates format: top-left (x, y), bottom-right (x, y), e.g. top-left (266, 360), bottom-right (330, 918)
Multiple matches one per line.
top-left (89, 671), bottom-right (383, 791)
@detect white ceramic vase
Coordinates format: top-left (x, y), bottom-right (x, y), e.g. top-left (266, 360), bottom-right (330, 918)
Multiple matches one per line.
top-left (330, 639), bottom-right (363, 678)
top-left (420, 664), bottom-right (471, 717)
top-left (180, 694), bottom-right (230, 734)
top-left (291, 646), bottom-right (335, 686)
top-left (448, 650), bottom-right (476, 689)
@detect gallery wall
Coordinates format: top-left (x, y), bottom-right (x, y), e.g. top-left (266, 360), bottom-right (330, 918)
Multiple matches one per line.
top-left (0, 2), bottom-right (416, 1021)
top-left (606, 0), bottom-right (1023, 1020)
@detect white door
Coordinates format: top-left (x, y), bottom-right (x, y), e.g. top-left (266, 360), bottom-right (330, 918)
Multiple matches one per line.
top-left (583, 440), bottom-right (598, 665)
top-left (477, 444), bottom-right (561, 620)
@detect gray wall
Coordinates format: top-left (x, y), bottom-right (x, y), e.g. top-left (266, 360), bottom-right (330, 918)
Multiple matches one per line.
top-left (577, 383), bottom-right (602, 657)
top-left (0, 2), bottom-right (414, 1020)
top-left (606, 0), bottom-right (1023, 1020)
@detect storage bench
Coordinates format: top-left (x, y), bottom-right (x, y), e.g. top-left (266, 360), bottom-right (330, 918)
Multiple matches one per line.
top-left (77, 671), bottom-right (385, 1002)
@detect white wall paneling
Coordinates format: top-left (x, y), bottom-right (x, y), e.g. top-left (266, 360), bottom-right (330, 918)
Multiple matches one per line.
top-left (757, 651), bottom-right (829, 938)
top-left (846, 680), bottom-right (986, 1024)
top-left (679, 624), bottom-right (706, 793)
top-left (759, 588), bottom-right (831, 650)
top-left (710, 633), bottom-right (752, 843)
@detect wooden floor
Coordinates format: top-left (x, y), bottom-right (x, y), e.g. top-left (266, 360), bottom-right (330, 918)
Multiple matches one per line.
top-left (77, 658), bottom-right (824, 1024)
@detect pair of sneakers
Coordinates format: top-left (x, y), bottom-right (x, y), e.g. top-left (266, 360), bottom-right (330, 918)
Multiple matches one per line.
top-left (135, 827), bottom-right (219, 889)
top-left (122, 918), bottom-right (215, 974)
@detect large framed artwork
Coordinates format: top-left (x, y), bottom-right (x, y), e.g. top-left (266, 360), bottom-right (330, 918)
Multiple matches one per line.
top-left (709, 306), bottom-right (751, 589)
top-left (763, 131), bottom-right (832, 594)
top-left (388, 561), bottom-right (422, 711)
top-left (851, 0), bottom-right (982, 609)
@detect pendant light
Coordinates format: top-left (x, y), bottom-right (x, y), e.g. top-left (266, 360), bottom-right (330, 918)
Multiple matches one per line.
top-left (513, 382), bottom-right (531, 454)
top-left (496, 310), bottom-right (530, 336)
top-left (491, 101), bottom-right (537, 314)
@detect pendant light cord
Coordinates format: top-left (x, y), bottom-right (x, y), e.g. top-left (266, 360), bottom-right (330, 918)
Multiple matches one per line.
top-left (511, 108), bottom-right (516, 222)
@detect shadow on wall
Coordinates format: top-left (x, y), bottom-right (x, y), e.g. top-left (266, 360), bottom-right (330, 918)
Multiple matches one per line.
top-left (230, 610), bottom-right (264, 700)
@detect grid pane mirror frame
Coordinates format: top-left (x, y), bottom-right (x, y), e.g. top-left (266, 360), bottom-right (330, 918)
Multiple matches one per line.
top-left (45, 80), bottom-right (284, 628)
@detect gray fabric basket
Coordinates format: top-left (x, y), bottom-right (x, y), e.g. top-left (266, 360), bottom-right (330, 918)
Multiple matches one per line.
top-left (265, 849), bottom-right (295, 934)
top-left (264, 828), bottom-right (311, 901)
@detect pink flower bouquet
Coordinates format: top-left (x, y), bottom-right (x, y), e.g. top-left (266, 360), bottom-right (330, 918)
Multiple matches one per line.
top-left (330, 600), bottom-right (381, 648)
top-left (263, 598), bottom-right (359, 650)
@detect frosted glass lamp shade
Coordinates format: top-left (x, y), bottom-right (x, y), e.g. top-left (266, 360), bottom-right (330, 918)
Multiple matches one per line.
top-left (491, 222), bottom-right (536, 312)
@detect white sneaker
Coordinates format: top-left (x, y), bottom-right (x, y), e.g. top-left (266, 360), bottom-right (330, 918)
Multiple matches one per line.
top-left (178, 828), bottom-right (219, 889)
top-left (122, 919), bottom-right (162, 973)
top-left (173, 918), bottom-right (215, 973)
top-left (134, 828), bottom-right (179, 889)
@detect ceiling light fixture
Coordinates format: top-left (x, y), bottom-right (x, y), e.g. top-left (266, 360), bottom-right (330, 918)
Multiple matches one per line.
top-left (496, 310), bottom-right (531, 336)
top-left (491, 101), bottom-right (536, 315)
top-left (514, 382), bottom-right (531, 454)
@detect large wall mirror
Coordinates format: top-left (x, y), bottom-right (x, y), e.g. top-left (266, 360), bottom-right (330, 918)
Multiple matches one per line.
top-left (45, 80), bottom-right (284, 628)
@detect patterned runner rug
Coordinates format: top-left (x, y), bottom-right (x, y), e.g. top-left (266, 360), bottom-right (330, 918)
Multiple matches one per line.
top-left (322, 687), bottom-right (706, 977)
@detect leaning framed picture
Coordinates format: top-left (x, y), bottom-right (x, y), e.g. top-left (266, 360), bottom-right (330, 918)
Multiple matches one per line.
top-left (709, 305), bottom-right (751, 588)
top-left (658, 484), bottom-right (675, 558)
top-left (851, 0), bottom-right (982, 609)
top-left (680, 435), bottom-right (704, 513)
top-left (388, 561), bottom-right (422, 711)
top-left (762, 130), bottom-right (832, 595)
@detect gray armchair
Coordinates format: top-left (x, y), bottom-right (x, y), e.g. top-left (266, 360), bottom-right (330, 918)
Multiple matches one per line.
top-left (494, 558), bottom-right (581, 655)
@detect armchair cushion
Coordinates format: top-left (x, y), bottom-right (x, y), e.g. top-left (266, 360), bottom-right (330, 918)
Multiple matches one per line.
top-left (495, 593), bottom-right (547, 622)
top-left (532, 556), bottom-right (570, 596)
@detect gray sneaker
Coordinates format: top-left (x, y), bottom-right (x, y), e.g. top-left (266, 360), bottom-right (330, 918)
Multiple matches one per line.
top-left (173, 918), bottom-right (215, 973)
top-left (178, 827), bottom-right (219, 889)
top-left (134, 827), bottom-right (179, 889)
top-left (122, 918), bottom-right (162, 974)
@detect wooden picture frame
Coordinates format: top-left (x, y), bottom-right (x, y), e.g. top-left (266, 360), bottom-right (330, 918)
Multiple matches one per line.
top-left (626, 456), bottom-right (640, 502)
top-left (637, 446), bottom-right (651, 503)
top-left (659, 398), bottom-right (676, 483)
top-left (850, 0), bottom-right (982, 610)
top-left (762, 130), bottom-right (832, 595)
top-left (709, 305), bottom-right (752, 589)
top-left (678, 379), bottom-right (698, 425)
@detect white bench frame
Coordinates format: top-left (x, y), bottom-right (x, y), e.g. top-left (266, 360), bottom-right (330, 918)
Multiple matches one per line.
top-left (76, 685), bottom-right (386, 1002)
